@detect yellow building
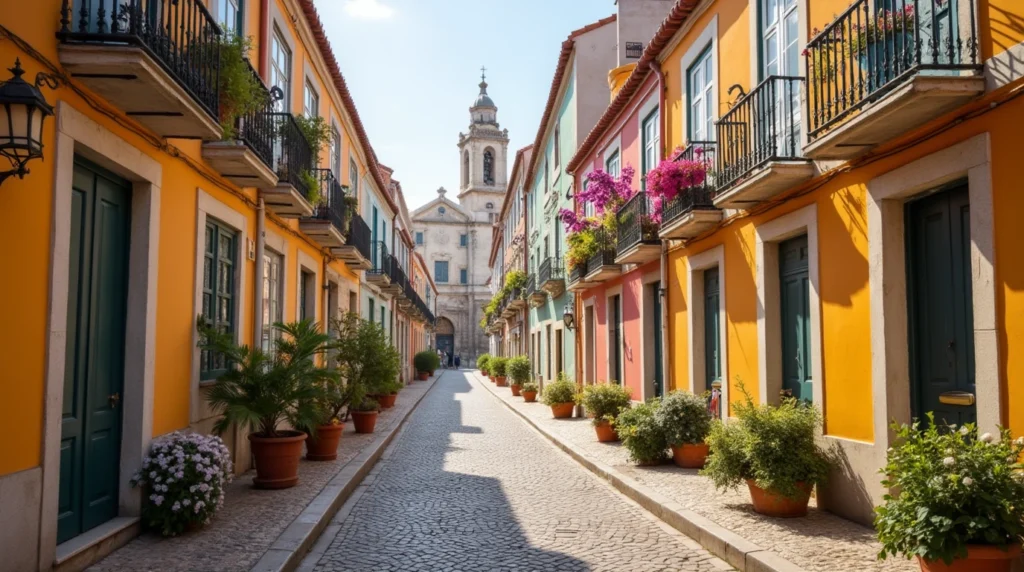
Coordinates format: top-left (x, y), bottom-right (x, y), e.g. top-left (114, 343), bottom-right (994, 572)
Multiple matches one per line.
top-left (637, 0), bottom-right (1024, 524)
top-left (0, 0), bottom-right (426, 568)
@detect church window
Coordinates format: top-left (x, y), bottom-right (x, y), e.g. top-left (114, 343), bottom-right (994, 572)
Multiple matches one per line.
top-left (460, 268), bottom-right (468, 284)
top-left (486, 202), bottom-right (493, 209)
top-left (439, 206), bottom-right (446, 215)
top-left (463, 151), bottom-right (469, 187)
top-left (435, 261), bottom-right (449, 283)
top-left (483, 148), bottom-right (495, 186)
top-left (460, 234), bottom-right (468, 247)
top-left (415, 232), bottom-right (423, 245)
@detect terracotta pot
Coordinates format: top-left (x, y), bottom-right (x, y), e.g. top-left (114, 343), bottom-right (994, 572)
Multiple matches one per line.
top-left (374, 393), bottom-right (397, 409)
top-left (550, 402), bottom-right (574, 419)
top-left (481, 370), bottom-right (489, 377)
top-left (489, 375), bottom-right (495, 383)
top-left (510, 384), bottom-right (521, 396)
top-left (417, 371), bottom-right (429, 381)
top-left (671, 442), bottom-right (710, 469)
top-left (918, 545), bottom-right (1022, 572)
top-left (352, 411), bottom-right (378, 434)
top-left (496, 376), bottom-right (507, 387)
top-left (522, 391), bottom-right (538, 402)
top-left (745, 479), bottom-right (812, 518)
top-left (248, 431), bottom-right (307, 489)
top-left (305, 424), bottom-right (343, 461)
top-left (594, 420), bottom-right (619, 442)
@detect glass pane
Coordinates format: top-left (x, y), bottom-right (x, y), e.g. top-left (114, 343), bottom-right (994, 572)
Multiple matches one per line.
top-left (765, 30), bottom-right (778, 76)
top-left (785, 12), bottom-right (799, 75)
top-left (203, 257), bottom-right (213, 290)
top-left (764, 0), bottom-right (778, 26)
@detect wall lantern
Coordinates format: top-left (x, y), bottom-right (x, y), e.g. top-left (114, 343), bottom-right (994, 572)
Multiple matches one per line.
top-left (562, 303), bottom-right (575, 331)
top-left (0, 59), bottom-right (59, 186)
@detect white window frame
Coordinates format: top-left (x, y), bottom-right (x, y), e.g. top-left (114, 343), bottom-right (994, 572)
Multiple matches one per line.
top-left (304, 79), bottom-right (319, 119)
top-left (270, 25), bottom-right (292, 112)
top-left (680, 16), bottom-right (719, 144)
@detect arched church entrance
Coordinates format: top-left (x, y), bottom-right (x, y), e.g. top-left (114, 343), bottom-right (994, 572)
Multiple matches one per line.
top-left (435, 317), bottom-right (455, 357)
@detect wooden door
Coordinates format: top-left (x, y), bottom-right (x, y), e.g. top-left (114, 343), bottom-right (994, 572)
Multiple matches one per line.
top-left (704, 268), bottom-right (722, 390)
top-left (780, 236), bottom-right (811, 402)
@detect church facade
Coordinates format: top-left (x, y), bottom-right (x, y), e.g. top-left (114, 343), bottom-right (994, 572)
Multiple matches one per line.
top-left (412, 73), bottom-right (507, 363)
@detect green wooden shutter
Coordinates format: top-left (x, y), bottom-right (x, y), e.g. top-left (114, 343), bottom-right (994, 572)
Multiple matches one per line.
top-left (201, 220), bottom-right (237, 380)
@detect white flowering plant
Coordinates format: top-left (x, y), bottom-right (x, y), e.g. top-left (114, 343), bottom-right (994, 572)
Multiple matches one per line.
top-left (130, 431), bottom-right (233, 536)
top-left (875, 414), bottom-right (1024, 565)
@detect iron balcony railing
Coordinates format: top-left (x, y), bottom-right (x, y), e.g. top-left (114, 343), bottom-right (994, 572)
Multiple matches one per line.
top-left (662, 141), bottom-right (719, 224)
top-left (806, 0), bottom-right (981, 139)
top-left (233, 60), bottom-right (277, 171)
top-left (345, 213), bottom-right (372, 262)
top-left (310, 169), bottom-right (346, 230)
top-left (568, 260), bottom-right (587, 285)
top-left (616, 191), bottom-right (659, 254)
top-left (58, 0), bottom-right (221, 119)
top-left (369, 241), bottom-right (390, 277)
top-left (389, 255), bottom-right (408, 292)
top-left (525, 275), bottom-right (537, 296)
top-left (716, 76), bottom-right (805, 192)
top-left (587, 249), bottom-right (617, 272)
top-left (271, 113), bottom-right (315, 199)
top-left (538, 257), bottom-right (564, 286)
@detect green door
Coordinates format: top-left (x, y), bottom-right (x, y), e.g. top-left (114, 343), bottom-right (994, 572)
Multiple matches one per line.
top-left (780, 236), bottom-right (811, 401)
top-left (704, 268), bottom-right (721, 389)
top-left (652, 283), bottom-right (664, 397)
top-left (58, 159), bottom-right (132, 543)
top-left (908, 184), bottom-right (975, 426)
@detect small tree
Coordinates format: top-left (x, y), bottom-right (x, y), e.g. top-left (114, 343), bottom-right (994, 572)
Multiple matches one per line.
top-left (476, 354), bottom-right (491, 372)
top-left (506, 356), bottom-right (531, 385)
top-left (331, 313), bottom-right (400, 404)
top-left (489, 357), bottom-right (508, 377)
top-left (414, 350), bottom-right (437, 374)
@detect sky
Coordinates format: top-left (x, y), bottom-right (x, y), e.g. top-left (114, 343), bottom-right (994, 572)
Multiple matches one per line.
top-left (311, 0), bottom-right (618, 211)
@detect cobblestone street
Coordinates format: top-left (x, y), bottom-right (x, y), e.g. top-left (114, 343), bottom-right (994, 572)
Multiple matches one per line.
top-left (306, 371), bottom-right (730, 572)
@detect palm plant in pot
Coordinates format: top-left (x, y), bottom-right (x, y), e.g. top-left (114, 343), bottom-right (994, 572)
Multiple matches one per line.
top-left (656, 391), bottom-right (714, 468)
top-left (414, 350), bottom-right (435, 380)
top-left (331, 313), bottom-right (400, 434)
top-left (875, 415), bottom-right (1024, 572)
top-left (506, 356), bottom-right (530, 396)
top-left (617, 399), bottom-right (668, 465)
top-left (521, 381), bottom-right (539, 403)
top-left (542, 374), bottom-right (579, 419)
top-left (199, 319), bottom-right (332, 489)
top-left (490, 357), bottom-right (509, 387)
top-left (581, 383), bottom-right (632, 442)
top-left (701, 383), bottom-right (831, 517)
top-left (476, 354), bottom-right (491, 377)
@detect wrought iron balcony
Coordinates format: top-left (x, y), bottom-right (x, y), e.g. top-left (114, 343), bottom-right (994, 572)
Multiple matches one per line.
top-left (567, 260), bottom-right (589, 292)
top-left (299, 169), bottom-right (347, 248)
top-left (615, 192), bottom-right (660, 264)
top-left (263, 113), bottom-right (316, 218)
top-left (538, 257), bottom-right (565, 297)
top-left (508, 286), bottom-right (526, 310)
top-left (804, 0), bottom-right (984, 159)
top-left (584, 249), bottom-right (620, 282)
top-left (58, 0), bottom-right (222, 139)
top-left (385, 254), bottom-right (406, 296)
top-left (336, 213), bottom-right (372, 269)
top-left (660, 141), bottom-right (722, 239)
top-left (526, 275), bottom-right (546, 307)
top-left (366, 241), bottom-right (391, 287)
top-left (714, 76), bottom-right (813, 208)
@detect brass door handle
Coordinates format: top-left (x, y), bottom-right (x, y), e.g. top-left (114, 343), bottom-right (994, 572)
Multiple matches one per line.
top-left (109, 392), bottom-right (121, 409)
top-left (938, 391), bottom-right (975, 406)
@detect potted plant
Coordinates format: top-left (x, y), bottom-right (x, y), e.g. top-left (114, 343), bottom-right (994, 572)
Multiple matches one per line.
top-left (521, 381), bottom-right (539, 403)
top-left (373, 378), bottom-right (401, 409)
top-left (350, 396), bottom-right (380, 434)
top-left (214, 34), bottom-right (268, 140)
top-left (293, 114), bottom-right (332, 205)
top-left (848, 5), bottom-right (916, 90)
top-left (581, 383), bottom-right (632, 442)
top-left (131, 432), bottom-right (233, 536)
top-left (305, 371), bottom-right (358, 462)
top-left (616, 399), bottom-right (668, 465)
top-left (542, 374), bottom-right (579, 419)
top-left (199, 319), bottom-right (332, 489)
top-left (701, 384), bottom-right (831, 517)
top-left (414, 350), bottom-right (435, 380)
top-left (876, 415), bottom-right (1024, 572)
top-left (490, 357), bottom-right (509, 387)
top-left (507, 356), bottom-right (530, 397)
top-left (477, 354), bottom-right (491, 377)
top-left (656, 391), bottom-right (714, 468)
top-left (331, 313), bottom-right (400, 431)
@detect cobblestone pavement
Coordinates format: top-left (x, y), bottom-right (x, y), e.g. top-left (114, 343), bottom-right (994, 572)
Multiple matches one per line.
top-left (311, 370), bottom-right (731, 572)
top-left (479, 374), bottom-right (916, 572)
top-left (90, 376), bottom-right (437, 572)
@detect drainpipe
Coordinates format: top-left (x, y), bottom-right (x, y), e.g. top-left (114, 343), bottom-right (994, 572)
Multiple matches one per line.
top-left (649, 60), bottom-right (671, 394)
top-left (253, 198), bottom-right (266, 349)
top-left (322, 256), bottom-right (330, 333)
top-left (258, 0), bottom-right (270, 80)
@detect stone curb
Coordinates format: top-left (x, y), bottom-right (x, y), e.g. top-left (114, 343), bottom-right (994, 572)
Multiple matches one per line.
top-left (474, 371), bottom-right (808, 572)
top-left (249, 371), bottom-right (446, 572)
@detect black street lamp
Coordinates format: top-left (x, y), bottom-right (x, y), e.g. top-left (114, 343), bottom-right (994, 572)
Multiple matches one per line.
top-left (0, 59), bottom-right (59, 186)
top-left (562, 301), bottom-right (575, 331)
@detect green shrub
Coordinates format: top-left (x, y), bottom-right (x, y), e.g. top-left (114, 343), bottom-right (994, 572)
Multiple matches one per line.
top-left (701, 382), bottom-right (831, 499)
top-left (216, 34), bottom-right (268, 140)
top-left (330, 313), bottom-right (400, 401)
top-left (489, 357), bottom-right (508, 377)
top-left (656, 391), bottom-right (713, 446)
top-left (616, 400), bottom-right (668, 464)
top-left (542, 375), bottom-right (579, 406)
top-left (581, 383), bottom-right (632, 426)
top-left (521, 381), bottom-right (539, 394)
top-left (875, 415), bottom-right (1024, 565)
top-left (476, 354), bottom-right (491, 372)
top-left (350, 395), bottom-right (380, 412)
top-left (414, 350), bottom-right (437, 373)
top-left (507, 356), bottom-right (531, 385)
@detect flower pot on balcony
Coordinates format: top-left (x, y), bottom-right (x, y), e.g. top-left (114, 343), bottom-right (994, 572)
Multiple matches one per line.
top-left (746, 480), bottom-right (812, 518)
top-left (522, 391), bottom-right (538, 403)
top-left (858, 33), bottom-right (913, 92)
top-left (670, 443), bottom-right (710, 469)
top-left (305, 424), bottom-right (343, 461)
top-left (248, 431), bottom-right (307, 489)
top-left (594, 420), bottom-right (619, 442)
top-left (550, 403), bottom-right (574, 419)
top-left (917, 545), bottom-right (1021, 572)
top-left (352, 411), bottom-right (378, 434)
top-left (510, 384), bottom-right (521, 396)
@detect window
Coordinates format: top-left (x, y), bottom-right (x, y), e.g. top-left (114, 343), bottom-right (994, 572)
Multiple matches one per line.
top-left (435, 261), bottom-right (449, 283)
top-left (415, 231), bottom-right (423, 245)
top-left (583, 178), bottom-right (594, 217)
top-left (330, 125), bottom-right (340, 179)
top-left (463, 151), bottom-right (469, 187)
top-left (201, 220), bottom-right (237, 380)
top-left (605, 150), bottom-right (620, 178)
top-left (641, 109), bottom-right (660, 191)
top-left (610, 294), bottom-right (622, 382)
top-left (544, 157), bottom-right (549, 194)
top-left (381, 305), bottom-right (386, 331)
top-left (219, 0), bottom-right (241, 32)
top-left (553, 126), bottom-right (560, 168)
top-left (270, 26), bottom-right (291, 112)
top-left (459, 233), bottom-right (468, 247)
top-left (349, 159), bottom-right (359, 196)
top-left (483, 148), bottom-right (495, 185)
top-left (486, 202), bottom-right (494, 209)
top-left (439, 206), bottom-right (446, 215)
top-left (688, 46), bottom-right (714, 142)
top-left (762, 0), bottom-right (799, 79)
top-left (368, 297), bottom-right (375, 322)
top-left (261, 250), bottom-right (283, 354)
top-left (460, 268), bottom-right (468, 284)
top-left (304, 80), bottom-right (319, 118)
top-left (300, 269), bottom-right (315, 321)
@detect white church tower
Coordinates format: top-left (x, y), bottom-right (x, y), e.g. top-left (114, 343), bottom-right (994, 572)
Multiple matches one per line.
top-left (457, 68), bottom-right (509, 216)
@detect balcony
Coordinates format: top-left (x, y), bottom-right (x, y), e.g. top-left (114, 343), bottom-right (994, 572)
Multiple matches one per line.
top-left (365, 242), bottom-right (391, 288)
top-left (262, 113), bottom-right (316, 218)
top-left (538, 257), bottom-right (565, 298)
top-left (201, 62), bottom-right (278, 188)
top-left (336, 213), bottom-right (372, 269)
top-left (804, 0), bottom-right (984, 159)
top-left (615, 192), bottom-right (660, 264)
top-left (584, 249), bottom-right (621, 282)
top-left (508, 287), bottom-right (527, 310)
top-left (525, 276), bottom-right (546, 308)
top-left (501, 293), bottom-right (517, 319)
top-left (714, 76), bottom-right (814, 209)
top-left (383, 255), bottom-right (405, 296)
top-left (299, 169), bottom-right (347, 249)
top-left (58, 0), bottom-right (222, 140)
top-left (660, 142), bottom-right (722, 239)
top-left (567, 260), bottom-right (596, 292)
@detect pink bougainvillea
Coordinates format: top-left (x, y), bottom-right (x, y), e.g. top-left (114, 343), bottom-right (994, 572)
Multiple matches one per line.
top-left (643, 150), bottom-right (709, 223)
top-left (558, 208), bottom-right (597, 234)
top-left (576, 165), bottom-right (637, 215)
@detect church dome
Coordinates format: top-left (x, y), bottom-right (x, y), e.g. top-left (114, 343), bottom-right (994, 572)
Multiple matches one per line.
top-left (471, 69), bottom-right (496, 110)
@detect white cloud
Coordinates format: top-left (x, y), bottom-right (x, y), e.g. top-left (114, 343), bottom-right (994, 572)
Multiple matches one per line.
top-left (344, 0), bottom-right (395, 20)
